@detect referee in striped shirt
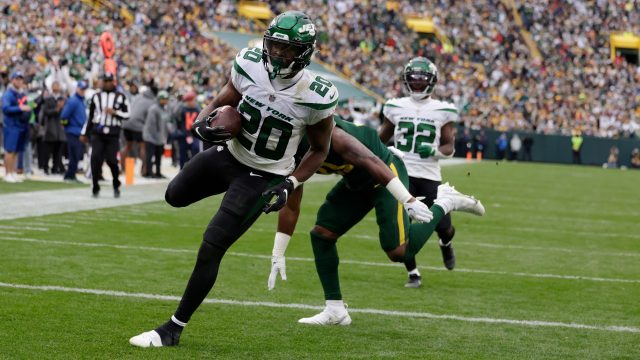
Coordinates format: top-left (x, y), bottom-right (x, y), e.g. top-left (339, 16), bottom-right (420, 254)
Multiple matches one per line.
top-left (81, 72), bottom-right (130, 197)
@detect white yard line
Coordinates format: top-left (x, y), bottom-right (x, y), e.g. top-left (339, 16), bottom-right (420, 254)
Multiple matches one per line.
top-left (0, 281), bottom-right (637, 334)
top-left (0, 224), bottom-right (48, 231)
top-left (2, 236), bottom-right (638, 284)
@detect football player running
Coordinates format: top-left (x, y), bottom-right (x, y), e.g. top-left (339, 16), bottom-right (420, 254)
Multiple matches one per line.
top-left (267, 116), bottom-right (484, 325)
top-left (378, 57), bottom-right (460, 287)
top-left (130, 11), bottom-right (337, 348)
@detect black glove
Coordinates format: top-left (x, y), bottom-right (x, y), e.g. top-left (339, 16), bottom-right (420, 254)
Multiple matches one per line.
top-left (191, 110), bottom-right (232, 144)
top-left (262, 178), bottom-right (294, 214)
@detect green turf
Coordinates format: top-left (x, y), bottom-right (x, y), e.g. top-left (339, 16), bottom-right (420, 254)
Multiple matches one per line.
top-left (1, 162), bottom-right (638, 359)
top-left (0, 179), bottom-right (86, 194)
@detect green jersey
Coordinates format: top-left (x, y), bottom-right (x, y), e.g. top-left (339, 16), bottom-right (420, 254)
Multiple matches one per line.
top-left (316, 117), bottom-right (392, 190)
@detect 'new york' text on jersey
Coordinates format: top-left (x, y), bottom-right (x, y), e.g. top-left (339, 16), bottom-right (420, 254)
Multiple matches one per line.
top-left (229, 47), bottom-right (339, 175)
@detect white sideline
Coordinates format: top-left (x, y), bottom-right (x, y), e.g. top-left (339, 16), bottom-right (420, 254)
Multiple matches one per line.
top-left (2, 236), bottom-right (639, 284)
top-left (0, 281), bottom-right (638, 334)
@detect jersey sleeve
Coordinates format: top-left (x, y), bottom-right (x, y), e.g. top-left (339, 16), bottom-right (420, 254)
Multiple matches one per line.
top-left (231, 47), bottom-right (262, 93)
top-left (298, 76), bottom-right (339, 125)
top-left (436, 101), bottom-right (460, 124)
top-left (382, 98), bottom-right (401, 125)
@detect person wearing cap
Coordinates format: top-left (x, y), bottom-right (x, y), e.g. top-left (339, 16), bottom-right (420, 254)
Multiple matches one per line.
top-left (122, 79), bottom-right (158, 175)
top-left (2, 71), bottom-right (31, 183)
top-left (82, 72), bottom-right (130, 197)
top-left (142, 90), bottom-right (170, 178)
top-left (60, 80), bottom-right (88, 183)
top-left (172, 90), bottom-right (201, 169)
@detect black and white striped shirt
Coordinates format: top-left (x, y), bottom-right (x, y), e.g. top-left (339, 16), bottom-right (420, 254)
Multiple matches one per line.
top-left (82, 90), bottom-right (130, 136)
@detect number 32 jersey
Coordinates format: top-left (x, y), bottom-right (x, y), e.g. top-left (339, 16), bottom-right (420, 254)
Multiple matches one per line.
top-left (229, 47), bottom-right (339, 175)
top-left (383, 97), bottom-right (459, 181)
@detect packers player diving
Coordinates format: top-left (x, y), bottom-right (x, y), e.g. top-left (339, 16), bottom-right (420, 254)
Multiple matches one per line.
top-left (267, 116), bottom-right (485, 325)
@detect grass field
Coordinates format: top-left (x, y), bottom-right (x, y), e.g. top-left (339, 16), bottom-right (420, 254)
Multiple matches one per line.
top-left (1, 161), bottom-right (639, 359)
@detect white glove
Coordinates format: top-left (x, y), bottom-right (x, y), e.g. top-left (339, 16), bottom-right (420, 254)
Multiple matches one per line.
top-left (404, 199), bottom-right (433, 223)
top-left (267, 255), bottom-right (287, 290)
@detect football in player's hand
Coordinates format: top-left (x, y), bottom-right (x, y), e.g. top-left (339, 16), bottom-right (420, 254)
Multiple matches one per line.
top-left (209, 105), bottom-right (242, 138)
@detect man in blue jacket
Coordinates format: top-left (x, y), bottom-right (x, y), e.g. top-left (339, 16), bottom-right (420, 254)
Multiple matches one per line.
top-left (60, 81), bottom-right (88, 182)
top-left (2, 71), bottom-right (31, 183)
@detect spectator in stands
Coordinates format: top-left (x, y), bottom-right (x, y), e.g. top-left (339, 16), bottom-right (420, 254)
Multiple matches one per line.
top-left (2, 71), bottom-right (31, 183)
top-left (41, 81), bottom-right (67, 175)
top-left (604, 145), bottom-right (619, 169)
top-left (123, 79), bottom-right (158, 175)
top-left (522, 135), bottom-right (534, 161)
top-left (142, 90), bottom-right (170, 179)
top-left (509, 133), bottom-right (521, 160)
top-left (495, 133), bottom-right (508, 160)
top-left (172, 90), bottom-right (201, 169)
top-left (61, 80), bottom-right (88, 183)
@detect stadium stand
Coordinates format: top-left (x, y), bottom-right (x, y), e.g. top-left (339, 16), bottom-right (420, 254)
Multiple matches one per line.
top-left (0, 0), bottom-right (638, 140)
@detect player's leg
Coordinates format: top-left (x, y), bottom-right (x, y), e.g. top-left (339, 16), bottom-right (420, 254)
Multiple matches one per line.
top-left (299, 180), bottom-right (372, 325)
top-left (410, 177), bottom-right (456, 270)
top-left (131, 155), bottom-right (283, 347)
top-left (164, 146), bottom-right (237, 207)
top-left (104, 136), bottom-right (121, 195)
top-left (404, 183), bottom-right (484, 261)
top-left (89, 136), bottom-right (105, 196)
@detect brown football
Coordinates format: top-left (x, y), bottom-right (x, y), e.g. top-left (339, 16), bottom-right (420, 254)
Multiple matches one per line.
top-left (209, 105), bottom-right (243, 138)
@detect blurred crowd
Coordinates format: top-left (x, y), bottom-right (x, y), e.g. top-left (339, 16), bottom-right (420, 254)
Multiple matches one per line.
top-left (0, 0), bottom-right (638, 173)
top-left (262, 0), bottom-right (640, 138)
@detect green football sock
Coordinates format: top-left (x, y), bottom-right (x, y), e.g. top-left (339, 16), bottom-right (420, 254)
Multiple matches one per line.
top-left (310, 231), bottom-right (342, 300)
top-left (405, 205), bottom-right (445, 261)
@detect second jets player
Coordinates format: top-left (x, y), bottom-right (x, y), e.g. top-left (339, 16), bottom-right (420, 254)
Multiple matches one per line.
top-left (379, 57), bottom-right (459, 287)
top-left (130, 11), bottom-right (337, 348)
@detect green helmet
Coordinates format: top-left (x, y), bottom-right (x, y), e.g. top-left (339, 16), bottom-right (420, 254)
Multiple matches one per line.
top-left (403, 57), bottom-right (438, 100)
top-left (263, 11), bottom-right (317, 79)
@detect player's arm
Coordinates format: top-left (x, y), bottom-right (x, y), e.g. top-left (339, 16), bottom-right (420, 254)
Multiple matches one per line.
top-left (438, 122), bottom-right (455, 156)
top-left (262, 116), bottom-right (332, 214)
top-left (418, 122), bottom-right (456, 159)
top-left (268, 185), bottom-right (304, 290)
top-left (290, 116), bottom-right (333, 183)
top-left (332, 127), bottom-right (432, 223)
top-left (192, 78), bottom-right (242, 143)
top-left (378, 116), bottom-right (395, 143)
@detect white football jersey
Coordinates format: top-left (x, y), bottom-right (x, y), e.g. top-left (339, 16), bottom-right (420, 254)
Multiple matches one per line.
top-left (383, 97), bottom-right (459, 181)
top-left (228, 47), bottom-right (338, 175)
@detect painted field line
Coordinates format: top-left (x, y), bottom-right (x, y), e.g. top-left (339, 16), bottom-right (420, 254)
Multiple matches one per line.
top-left (258, 230), bottom-right (640, 258)
top-left (2, 236), bottom-right (639, 284)
top-left (0, 224), bottom-right (48, 231)
top-left (469, 223), bottom-right (640, 239)
top-left (0, 281), bottom-right (638, 334)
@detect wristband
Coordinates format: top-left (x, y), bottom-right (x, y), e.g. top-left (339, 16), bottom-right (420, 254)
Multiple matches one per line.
top-left (287, 175), bottom-right (302, 189)
top-left (272, 232), bottom-right (291, 257)
top-left (433, 149), bottom-right (454, 160)
top-left (385, 177), bottom-right (412, 203)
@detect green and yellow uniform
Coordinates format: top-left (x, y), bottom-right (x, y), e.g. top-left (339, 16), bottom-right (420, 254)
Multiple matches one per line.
top-left (312, 118), bottom-right (411, 251)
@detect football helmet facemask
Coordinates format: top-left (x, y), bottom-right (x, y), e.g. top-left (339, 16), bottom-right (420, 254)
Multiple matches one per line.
top-left (263, 11), bottom-right (316, 79)
top-left (403, 57), bottom-right (438, 100)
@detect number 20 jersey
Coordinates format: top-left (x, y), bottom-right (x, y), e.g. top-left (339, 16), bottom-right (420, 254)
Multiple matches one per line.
top-left (383, 97), bottom-right (459, 181)
top-left (228, 47), bottom-right (339, 176)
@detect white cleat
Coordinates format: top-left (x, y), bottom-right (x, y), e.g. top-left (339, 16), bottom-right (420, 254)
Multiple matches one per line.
top-left (435, 183), bottom-right (485, 216)
top-left (298, 306), bottom-right (352, 326)
top-left (129, 330), bottom-right (163, 348)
